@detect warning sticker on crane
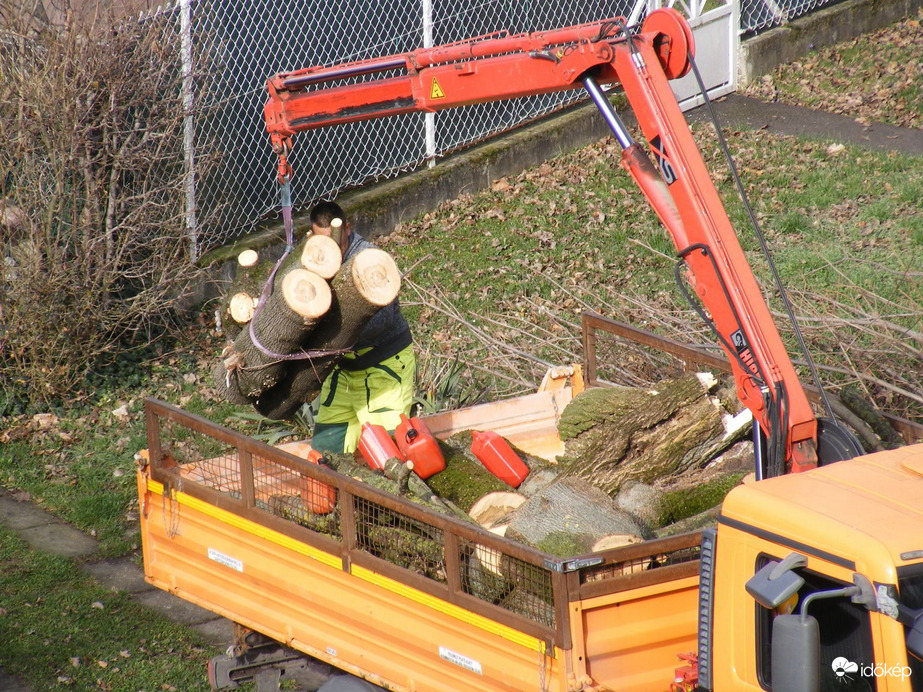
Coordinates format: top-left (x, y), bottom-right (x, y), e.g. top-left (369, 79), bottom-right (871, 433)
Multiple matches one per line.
top-left (431, 78), bottom-right (446, 99)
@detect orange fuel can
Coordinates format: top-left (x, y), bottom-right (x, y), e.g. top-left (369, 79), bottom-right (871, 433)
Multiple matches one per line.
top-left (358, 423), bottom-right (404, 471)
top-left (302, 449), bottom-right (337, 514)
top-left (470, 430), bottom-right (529, 488)
top-left (394, 415), bottom-right (446, 480)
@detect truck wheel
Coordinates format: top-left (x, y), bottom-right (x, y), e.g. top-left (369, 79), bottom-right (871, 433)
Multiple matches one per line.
top-left (317, 674), bottom-right (386, 692)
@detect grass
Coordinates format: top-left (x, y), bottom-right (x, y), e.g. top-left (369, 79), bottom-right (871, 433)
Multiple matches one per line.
top-left (745, 8), bottom-right (923, 129)
top-left (0, 525), bottom-right (215, 691)
top-left (2, 10), bottom-right (923, 690)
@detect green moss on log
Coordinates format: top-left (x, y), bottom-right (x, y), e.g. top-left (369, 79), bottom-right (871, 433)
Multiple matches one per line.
top-left (657, 472), bottom-right (747, 526)
top-left (535, 531), bottom-right (596, 558)
top-left (424, 435), bottom-right (511, 512)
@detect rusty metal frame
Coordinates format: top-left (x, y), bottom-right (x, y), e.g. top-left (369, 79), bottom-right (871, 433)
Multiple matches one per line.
top-left (144, 398), bottom-right (569, 648)
top-left (580, 310), bottom-right (923, 443)
top-left (143, 397), bottom-right (715, 654)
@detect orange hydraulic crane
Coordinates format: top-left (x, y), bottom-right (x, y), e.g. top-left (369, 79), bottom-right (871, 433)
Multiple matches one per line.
top-left (263, 9), bottom-right (862, 476)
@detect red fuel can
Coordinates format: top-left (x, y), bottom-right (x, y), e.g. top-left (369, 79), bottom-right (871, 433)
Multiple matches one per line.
top-left (358, 423), bottom-right (404, 471)
top-left (470, 430), bottom-right (529, 488)
top-left (394, 414), bottom-right (446, 480)
top-left (301, 449), bottom-right (337, 514)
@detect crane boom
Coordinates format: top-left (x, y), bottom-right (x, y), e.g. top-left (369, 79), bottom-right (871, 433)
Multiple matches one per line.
top-left (263, 9), bottom-right (820, 474)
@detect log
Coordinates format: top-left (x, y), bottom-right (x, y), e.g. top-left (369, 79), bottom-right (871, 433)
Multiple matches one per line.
top-left (319, 452), bottom-right (466, 521)
top-left (217, 268), bottom-right (331, 400)
top-left (425, 437), bottom-right (511, 512)
top-left (253, 356), bottom-right (338, 420)
top-left (468, 491), bottom-right (527, 529)
top-left (219, 249), bottom-right (284, 340)
top-left (556, 373), bottom-right (748, 495)
top-left (299, 234), bottom-right (342, 279)
top-left (505, 477), bottom-right (646, 557)
top-left (238, 248), bottom-right (259, 267)
top-left (252, 248), bottom-right (402, 419)
top-left (228, 292), bottom-right (257, 324)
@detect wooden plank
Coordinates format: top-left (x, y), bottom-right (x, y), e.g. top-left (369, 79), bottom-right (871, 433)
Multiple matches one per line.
top-left (423, 388), bottom-right (572, 461)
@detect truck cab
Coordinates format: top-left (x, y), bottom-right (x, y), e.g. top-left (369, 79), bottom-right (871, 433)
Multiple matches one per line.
top-left (707, 443), bottom-right (923, 691)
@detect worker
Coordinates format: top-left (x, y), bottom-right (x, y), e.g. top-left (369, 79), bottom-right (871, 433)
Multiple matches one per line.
top-left (308, 200), bottom-right (415, 454)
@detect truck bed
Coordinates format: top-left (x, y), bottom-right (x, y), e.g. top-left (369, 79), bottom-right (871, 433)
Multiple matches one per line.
top-left (138, 389), bottom-right (701, 691)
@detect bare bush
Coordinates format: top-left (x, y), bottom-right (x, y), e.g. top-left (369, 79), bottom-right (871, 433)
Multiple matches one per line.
top-left (0, 1), bottom-right (218, 405)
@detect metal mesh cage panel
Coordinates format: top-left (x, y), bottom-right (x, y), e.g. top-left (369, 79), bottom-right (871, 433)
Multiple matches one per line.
top-left (251, 451), bottom-right (343, 538)
top-left (158, 417), bottom-right (242, 496)
top-left (460, 537), bottom-right (556, 627)
top-left (579, 542), bottom-right (701, 584)
top-left (354, 496), bottom-right (448, 582)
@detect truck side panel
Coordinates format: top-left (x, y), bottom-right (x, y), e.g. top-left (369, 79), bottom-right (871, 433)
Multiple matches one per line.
top-left (575, 577), bottom-right (699, 691)
top-left (139, 398), bottom-right (704, 692)
top-left (140, 474), bottom-right (567, 691)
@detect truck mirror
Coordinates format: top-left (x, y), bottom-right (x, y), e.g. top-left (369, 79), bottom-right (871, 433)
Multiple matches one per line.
top-left (746, 552), bottom-right (807, 609)
top-left (771, 613), bottom-right (820, 692)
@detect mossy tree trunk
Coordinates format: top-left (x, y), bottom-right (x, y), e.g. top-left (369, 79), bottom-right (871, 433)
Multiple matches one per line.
top-left (556, 373), bottom-right (747, 495)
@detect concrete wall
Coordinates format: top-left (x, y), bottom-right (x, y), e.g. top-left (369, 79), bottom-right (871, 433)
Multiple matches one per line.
top-left (739, 0), bottom-right (923, 85)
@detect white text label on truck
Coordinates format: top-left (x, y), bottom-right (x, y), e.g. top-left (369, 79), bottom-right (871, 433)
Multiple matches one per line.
top-left (438, 646), bottom-right (483, 675)
top-left (208, 547), bottom-right (244, 572)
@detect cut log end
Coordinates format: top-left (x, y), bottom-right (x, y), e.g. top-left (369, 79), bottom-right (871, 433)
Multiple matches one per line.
top-left (351, 248), bottom-right (401, 307)
top-left (228, 292), bottom-right (257, 324)
top-left (281, 268), bottom-right (332, 319)
top-left (468, 491), bottom-right (527, 529)
top-left (238, 249), bottom-right (259, 267)
top-left (301, 234), bottom-right (343, 279)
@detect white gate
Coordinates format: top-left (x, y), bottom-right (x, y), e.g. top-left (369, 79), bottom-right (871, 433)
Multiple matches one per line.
top-left (640, 0), bottom-right (738, 110)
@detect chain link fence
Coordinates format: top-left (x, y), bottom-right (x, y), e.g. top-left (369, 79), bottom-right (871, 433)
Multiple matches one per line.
top-left (142, 0), bottom-right (842, 253)
top-left (740, 0), bottom-right (842, 34)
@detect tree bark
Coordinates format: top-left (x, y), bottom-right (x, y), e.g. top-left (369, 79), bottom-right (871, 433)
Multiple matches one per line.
top-left (505, 477), bottom-right (646, 557)
top-left (249, 248), bottom-right (402, 419)
top-left (556, 373), bottom-right (747, 494)
top-left (216, 268), bottom-right (331, 401)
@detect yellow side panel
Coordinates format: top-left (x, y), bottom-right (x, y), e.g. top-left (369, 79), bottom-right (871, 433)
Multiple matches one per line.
top-left (139, 477), bottom-right (566, 692)
top-left (578, 577), bottom-right (698, 692)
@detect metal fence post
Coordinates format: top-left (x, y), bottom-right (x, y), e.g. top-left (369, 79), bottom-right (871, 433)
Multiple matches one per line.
top-left (423, 0), bottom-right (436, 168)
top-left (180, 0), bottom-right (199, 260)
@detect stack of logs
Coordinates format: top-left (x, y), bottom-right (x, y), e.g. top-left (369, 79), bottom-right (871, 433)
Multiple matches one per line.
top-left (277, 372), bottom-right (753, 560)
top-left (214, 226), bottom-right (402, 420)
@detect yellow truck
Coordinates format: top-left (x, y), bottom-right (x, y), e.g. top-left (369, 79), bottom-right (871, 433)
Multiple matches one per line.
top-left (137, 343), bottom-right (923, 691)
top-left (137, 9), bottom-right (923, 691)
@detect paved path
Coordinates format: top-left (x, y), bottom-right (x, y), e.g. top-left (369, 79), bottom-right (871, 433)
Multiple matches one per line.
top-left (0, 486), bottom-right (234, 692)
top-left (701, 94), bottom-right (923, 155)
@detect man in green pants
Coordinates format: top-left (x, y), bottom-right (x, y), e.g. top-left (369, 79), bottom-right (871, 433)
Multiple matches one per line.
top-left (308, 201), bottom-right (415, 454)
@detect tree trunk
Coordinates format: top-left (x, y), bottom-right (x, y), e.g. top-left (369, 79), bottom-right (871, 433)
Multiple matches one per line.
top-left (249, 248), bottom-right (402, 419)
top-left (505, 476), bottom-right (646, 556)
top-left (556, 373), bottom-right (747, 494)
top-left (217, 268), bottom-right (331, 401)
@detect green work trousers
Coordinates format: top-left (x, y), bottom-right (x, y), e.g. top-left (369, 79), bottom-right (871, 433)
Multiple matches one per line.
top-left (311, 345), bottom-right (415, 454)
